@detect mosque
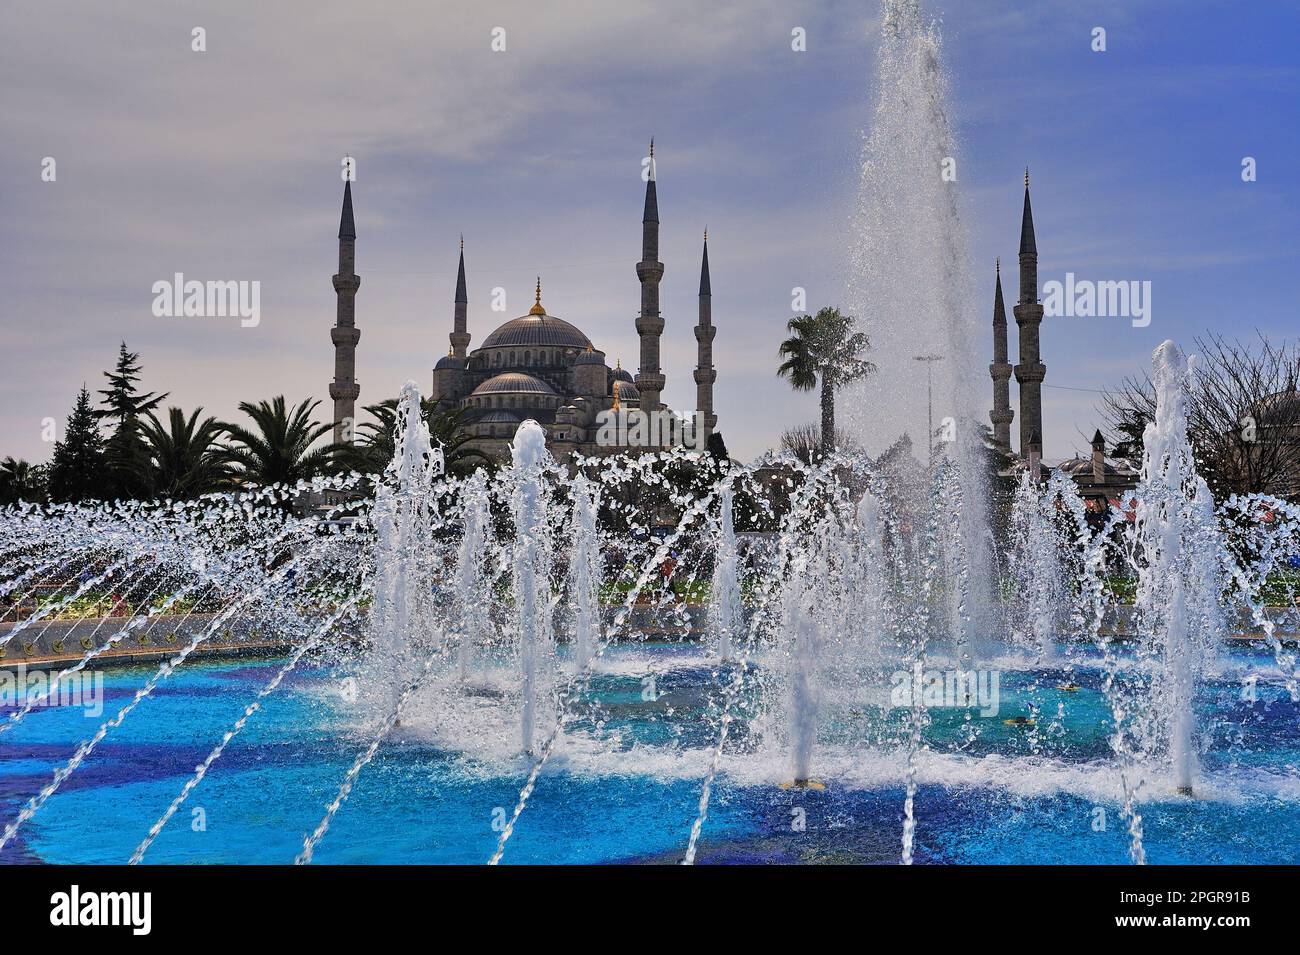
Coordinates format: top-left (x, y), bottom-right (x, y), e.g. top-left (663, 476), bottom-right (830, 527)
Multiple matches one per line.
top-left (327, 143), bottom-right (718, 464)
top-left (990, 171), bottom-right (1139, 509)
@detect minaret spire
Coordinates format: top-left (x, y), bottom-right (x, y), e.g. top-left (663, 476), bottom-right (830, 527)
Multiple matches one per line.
top-left (450, 236), bottom-right (470, 359)
top-left (989, 258), bottom-right (1013, 453)
top-left (694, 229), bottom-right (716, 441)
top-left (635, 138), bottom-right (665, 412)
top-left (1019, 168), bottom-right (1037, 255)
top-left (329, 179), bottom-right (361, 443)
top-left (1014, 169), bottom-right (1046, 457)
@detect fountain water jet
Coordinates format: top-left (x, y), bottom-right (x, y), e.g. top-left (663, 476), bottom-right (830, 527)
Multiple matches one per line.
top-left (454, 469), bottom-right (491, 682)
top-left (1130, 341), bottom-right (1226, 797)
top-left (710, 483), bottom-right (743, 662)
top-left (567, 472), bottom-right (602, 670)
top-left (510, 420), bottom-right (555, 755)
top-left (367, 382), bottom-right (443, 705)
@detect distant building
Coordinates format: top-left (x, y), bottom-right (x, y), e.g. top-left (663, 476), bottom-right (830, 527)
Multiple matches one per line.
top-left (328, 142), bottom-right (719, 466)
top-left (989, 171), bottom-right (1139, 508)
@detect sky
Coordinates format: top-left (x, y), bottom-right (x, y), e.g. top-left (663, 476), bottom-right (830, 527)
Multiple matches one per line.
top-left (2, 0), bottom-right (1297, 465)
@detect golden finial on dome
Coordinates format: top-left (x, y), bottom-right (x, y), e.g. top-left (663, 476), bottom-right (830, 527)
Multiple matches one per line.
top-left (448, 346), bottom-right (454, 357)
top-left (611, 379), bottom-right (621, 412)
top-left (528, 276), bottom-right (545, 315)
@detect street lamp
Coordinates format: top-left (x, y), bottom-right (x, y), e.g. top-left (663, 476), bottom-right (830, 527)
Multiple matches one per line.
top-left (913, 354), bottom-right (945, 458)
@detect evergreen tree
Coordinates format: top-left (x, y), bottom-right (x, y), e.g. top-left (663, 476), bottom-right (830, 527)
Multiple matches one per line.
top-left (96, 342), bottom-right (166, 498)
top-left (48, 386), bottom-right (108, 502)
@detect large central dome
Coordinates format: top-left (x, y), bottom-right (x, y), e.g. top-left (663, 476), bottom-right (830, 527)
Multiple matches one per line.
top-left (480, 312), bottom-right (592, 351)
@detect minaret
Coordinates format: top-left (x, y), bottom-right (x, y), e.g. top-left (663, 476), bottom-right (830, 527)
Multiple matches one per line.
top-left (635, 139), bottom-right (665, 412)
top-left (1091, 428), bottom-right (1106, 484)
top-left (694, 229), bottom-right (717, 440)
top-left (329, 179), bottom-right (361, 444)
top-left (989, 259), bottom-right (1013, 453)
top-left (1014, 168), bottom-right (1045, 457)
top-left (451, 235), bottom-right (470, 359)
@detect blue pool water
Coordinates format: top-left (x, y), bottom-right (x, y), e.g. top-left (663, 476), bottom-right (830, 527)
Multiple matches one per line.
top-left (2, 643), bottom-right (1298, 864)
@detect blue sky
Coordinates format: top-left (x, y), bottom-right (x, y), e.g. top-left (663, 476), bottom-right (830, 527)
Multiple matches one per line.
top-left (2, 0), bottom-right (1297, 463)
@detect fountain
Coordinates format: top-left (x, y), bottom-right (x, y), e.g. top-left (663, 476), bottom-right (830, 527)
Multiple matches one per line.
top-left (567, 472), bottom-right (602, 670)
top-left (510, 420), bottom-right (555, 755)
top-left (453, 470), bottom-right (491, 682)
top-left (1, 364), bottom-right (1298, 865)
top-left (2, 1), bottom-right (1298, 869)
top-left (709, 483), bottom-right (742, 663)
top-left (366, 382), bottom-right (444, 706)
top-left (1126, 342), bottom-right (1226, 798)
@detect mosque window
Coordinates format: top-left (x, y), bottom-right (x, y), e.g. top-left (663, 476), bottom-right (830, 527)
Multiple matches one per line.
top-left (524, 350), bottom-right (532, 365)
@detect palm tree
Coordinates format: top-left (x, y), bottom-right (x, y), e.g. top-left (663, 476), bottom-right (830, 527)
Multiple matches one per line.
top-left (135, 407), bottom-right (232, 498)
top-left (777, 306), bottom-right (874, 455)
top-left (220, 396), bottom-right (339, 489)
top-left (0, 457), bottom-right (45, 504)
top-left (342, 398), bottom-right (493, 478)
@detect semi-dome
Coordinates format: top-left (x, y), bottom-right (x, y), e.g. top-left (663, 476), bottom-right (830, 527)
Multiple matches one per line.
top-left (613, 379), bottom-right (640, 399)
top-left (435, 353), bottom-right (466, 370)
top-left (481, 313), bottom-right (593, 351)
top-left (471, 372), bottom-right (557, 396)
top-left (611, 364), bottom-right (635, 384)
top-left (572, 347), bottom-right (606, 366)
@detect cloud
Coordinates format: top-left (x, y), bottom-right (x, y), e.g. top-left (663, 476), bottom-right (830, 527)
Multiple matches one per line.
top-left (2, 0), bottom-right (1297, 465)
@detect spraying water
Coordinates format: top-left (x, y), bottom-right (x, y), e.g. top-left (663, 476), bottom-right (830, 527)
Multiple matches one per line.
top-left (567, 472), bottom-right (602, 670)
top-left (710, 483), bottom-right (743, 662)
top-left (511, 420), bottom-right (554, 755)
top-left (367, 382), bottom-right (443, 702)
top-left (1130, 341), bottom-right (1226, 796)
top-left (847, 0), bottom-right (978, 455)
top-left (454, 470), bottom-right (491, 681)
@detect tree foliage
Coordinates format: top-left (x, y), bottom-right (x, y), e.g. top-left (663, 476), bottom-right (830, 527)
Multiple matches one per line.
top-left (1102, 333), bottom-right (1300, 499)
top-left (777, 306), bottom-right (874, 455)
top-left (48, 387), bottom-right (108, 503)
top-left (136, 407), bottom-right (232, 498)
top-left (220, 396), bottom-right (339, 489)
top-left (96, 342), bottom-right (167, 499)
